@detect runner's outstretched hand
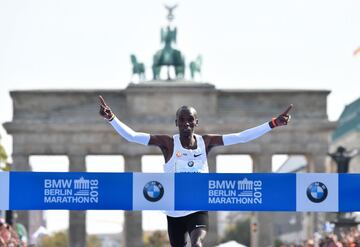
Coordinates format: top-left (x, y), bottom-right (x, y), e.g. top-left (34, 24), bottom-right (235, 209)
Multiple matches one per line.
top-left (272, 104), bottom-right (293, 127)
top-left (98, 95), bottom-right (115, 121)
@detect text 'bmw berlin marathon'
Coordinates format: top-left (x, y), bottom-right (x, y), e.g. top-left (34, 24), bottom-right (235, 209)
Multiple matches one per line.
top-left (44, 177), bottom-right (99, 204)
top-left (208, 178), bottom-right (262, 204)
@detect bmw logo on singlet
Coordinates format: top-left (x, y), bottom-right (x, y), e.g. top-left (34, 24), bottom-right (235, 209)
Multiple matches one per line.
top-left (188, 161), bottom-right (194, 167)
top-left (306, 181), bottom-right (328, 203)
top-left (143, 181), bottom-right (164, 202)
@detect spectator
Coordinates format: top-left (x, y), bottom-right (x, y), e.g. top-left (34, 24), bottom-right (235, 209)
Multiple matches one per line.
top-left (0, 218), bottom-right (20, 247)
top-left (305, 239), bottom-right (315, 247)
top-left (0, 218), bottom-right (9, 247)
top-left (15, 223), bottom-right (27, 247)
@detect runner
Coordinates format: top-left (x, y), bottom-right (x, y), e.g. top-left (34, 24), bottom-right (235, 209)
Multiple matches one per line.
top-left (98, 95), bottom-right (292, 247)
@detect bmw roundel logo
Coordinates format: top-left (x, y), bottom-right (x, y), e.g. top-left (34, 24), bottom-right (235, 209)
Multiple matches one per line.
top-left (143, 181), bottom-right (164, 202)
top-left (306, 182), bottom-right (328, 203)
top-left (188, 161), bottom-right (194, 167)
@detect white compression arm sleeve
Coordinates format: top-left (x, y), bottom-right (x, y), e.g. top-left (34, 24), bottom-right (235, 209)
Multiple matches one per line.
top-left (109, 117), bottom-right (150, 145)
top-left (222, 122), bottom-right (272, 146)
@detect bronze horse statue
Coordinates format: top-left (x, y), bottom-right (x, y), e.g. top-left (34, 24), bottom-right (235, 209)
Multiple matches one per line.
top-left (189, 55), bottom-right (202, 80)
top-left (130, 54), bottom-right (145, 81)
top-left (152, 26), bottom-right (185, 80)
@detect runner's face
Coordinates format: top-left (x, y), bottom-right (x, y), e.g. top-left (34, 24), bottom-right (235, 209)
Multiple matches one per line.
top-left (176, 109), bottom-right (198, 136)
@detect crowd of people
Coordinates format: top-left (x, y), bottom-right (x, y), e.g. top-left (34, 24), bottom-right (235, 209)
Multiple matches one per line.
top-left (280, 228), bottom-right (360, 247)
top-left (0, 218), bottom-right (19, 247)
top-left (0, 218), bottom-right (27, 247)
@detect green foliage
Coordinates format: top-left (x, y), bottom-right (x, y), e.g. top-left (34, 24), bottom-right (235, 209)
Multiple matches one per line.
top-left (39, 231), bottom-right (68, 247)
top-left (87, 235), bottom-right (101, 247)
top-left (144, 230), bottom-right (170, 247)
top-left (0, 144), bottom-right (7, 163)
top-left (274, 238), bottom-right (285, 247)
top-left (38, 231), bottom-right (101, 247)
top-left (0, 137), bottom-right (8, 164)
top-left (221, 218), bottom-right (251, 246)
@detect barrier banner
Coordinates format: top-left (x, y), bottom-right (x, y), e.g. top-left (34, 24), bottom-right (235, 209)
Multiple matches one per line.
top-left (339, 174), bottom-right (360, 212)
top-left (8, 172), bottom-right (133, 210)
top-left (296, 173), bottom-right (338, 212)
top-left (0, 171), bottom-right (358, 212)
top-left (175, 173), bottom-right (296, 211)
top-left (133, 172), bottom-right (174, 210)
top-left (0, 172), bottom-right (9, 210)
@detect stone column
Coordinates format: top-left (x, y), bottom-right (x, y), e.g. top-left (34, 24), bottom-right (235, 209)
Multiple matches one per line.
top-left (206, 153), bottom-right (219, 246)
top-left (11, 154), bottom-right (31, 232)
top-left (305, 153), bottom-right (327, 239)
top-left (250, 212), bottom-right (259, 247)
top-left (68, 154), bottom-right (87, 247)
top-left (251, 153), bottom-right (274, 247)
top-left (303, 212), bottom-right (315, 240)
top-left (29, 211), bottom-right (45, 243)
top-left (252, 153), bottom-right (272, 173)
top-left (306, 153), bottom-right (327, 173)
top-left (12, 154), bottom-right (31, 171)
top-left (123, 155), bottom-right (143, 247)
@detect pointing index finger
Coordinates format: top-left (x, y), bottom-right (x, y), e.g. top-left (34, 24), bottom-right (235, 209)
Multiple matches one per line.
top-left (282, 104), bottom-right (293, 115)
top-left (98, 95), bottom-right (107, 108)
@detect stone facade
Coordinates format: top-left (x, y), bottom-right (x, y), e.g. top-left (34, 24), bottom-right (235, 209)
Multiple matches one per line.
top-left (329, 97), bottom-right (360, 173)
top-left (3, 81), bottom-right (335, 247)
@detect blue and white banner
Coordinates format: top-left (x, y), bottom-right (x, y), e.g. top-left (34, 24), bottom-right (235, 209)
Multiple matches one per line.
top-left (7, 172), bottom-right (133, 210)
top-left (0, 171), bottom-right (358, 212)
top-left (175, 173), bottom-right (296, 211)
top-left (133, 173), bottom-right (174, 210)
top-left (339, 174), bottom-right (360, 212)
top-left (0, 172), bottom-right (9, 210)
top-left (296, 173), bottom-right (338, 212)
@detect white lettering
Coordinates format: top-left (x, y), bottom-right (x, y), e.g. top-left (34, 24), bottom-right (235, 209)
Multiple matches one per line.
top-left (44, 179), bottom-right (72, 188)
top-left (208, 180), bottom-right (236, 189)
top-left (44, 196), bottom-right (91, 203)
top-left (44, 189), bottom-right (72, 196)
top-left (208, 190), bottom-right (237, 197)
top-left (208, 197), bottom-right (258, 204)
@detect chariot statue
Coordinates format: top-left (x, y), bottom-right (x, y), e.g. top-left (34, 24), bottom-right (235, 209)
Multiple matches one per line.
top-left (152, 4), bottom-right (185, 80)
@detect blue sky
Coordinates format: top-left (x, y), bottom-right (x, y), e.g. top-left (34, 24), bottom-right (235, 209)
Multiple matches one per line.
top-left (1, 0), bottom-right (360, 234)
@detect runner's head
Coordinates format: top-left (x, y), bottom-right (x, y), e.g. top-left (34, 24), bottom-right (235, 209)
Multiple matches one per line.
top-left (337, 146), bottom-right (346, 153)
top-left (175, 106), bottom-right (198, 137)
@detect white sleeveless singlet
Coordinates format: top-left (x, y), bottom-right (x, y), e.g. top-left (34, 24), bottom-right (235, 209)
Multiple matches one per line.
top-left (164, 134), bottom-right (209, 217)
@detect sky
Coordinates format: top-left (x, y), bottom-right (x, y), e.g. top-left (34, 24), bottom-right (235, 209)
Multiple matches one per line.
top-left (0, 0), bottom-right (360, 235)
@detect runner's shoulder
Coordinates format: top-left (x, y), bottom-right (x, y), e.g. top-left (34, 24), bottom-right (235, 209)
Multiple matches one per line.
top-left (149, 134), bottom-right (173, 147)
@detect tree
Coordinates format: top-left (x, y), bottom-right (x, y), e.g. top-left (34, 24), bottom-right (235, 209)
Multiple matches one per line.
top-left (38, 231), bottom-right (68, 247)
top-left (221, 218), bottom-right (251, 246)
top-left (38, 231), bottom-right (101, 247)
top-left (87, 235), bottom-right (101, 247)
top-left (0, 134), bottom-right (8, 171)
top-left (144, 230), bottom-right (170, 247)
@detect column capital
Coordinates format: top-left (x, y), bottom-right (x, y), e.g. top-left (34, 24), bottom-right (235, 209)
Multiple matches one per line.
top-left (123, 153), bottom-right (143, 159)
top-left (250, 151), bottom-right (273, 157)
